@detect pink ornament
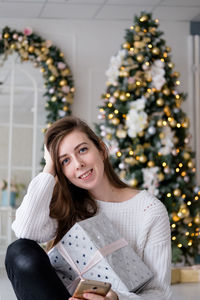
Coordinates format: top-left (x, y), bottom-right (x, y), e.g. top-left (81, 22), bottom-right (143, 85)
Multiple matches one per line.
top-left (13, 33), bottom-right (18, 40)
top-left (57, 62), bottom-right (66, 70)
top-left (45, 40), bottom-right (53, 48)
top-left (128, 77), bottom-right (135, 84)
top-left (18, 36), bottom-right (23, 42)
top-left (49, 88), bottom-right (54, 94)
top-left (23, 27), bottom-right (33, 36)
top-left (62, 85), bottom-right (70, 93)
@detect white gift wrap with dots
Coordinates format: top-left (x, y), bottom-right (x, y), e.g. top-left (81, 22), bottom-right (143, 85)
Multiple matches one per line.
top-left (48, 213), bottom-right (153, 295)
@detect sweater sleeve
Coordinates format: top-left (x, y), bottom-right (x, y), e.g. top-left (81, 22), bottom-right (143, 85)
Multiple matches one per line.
top-left (115, 197), bottom-right (172, 300)
top-left (12, 172), bottom-right (58, 243)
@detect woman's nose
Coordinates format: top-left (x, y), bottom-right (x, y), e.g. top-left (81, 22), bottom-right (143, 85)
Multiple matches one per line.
top-left (74, 158), bottom-right (85, 169)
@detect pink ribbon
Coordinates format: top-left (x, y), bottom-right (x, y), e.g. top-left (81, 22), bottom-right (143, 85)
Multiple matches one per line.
top-left (56, 238), bottom-right (128, 294)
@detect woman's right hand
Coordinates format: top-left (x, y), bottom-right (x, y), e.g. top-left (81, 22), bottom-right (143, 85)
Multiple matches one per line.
top-left (43, 145), bottom-right (55, 176)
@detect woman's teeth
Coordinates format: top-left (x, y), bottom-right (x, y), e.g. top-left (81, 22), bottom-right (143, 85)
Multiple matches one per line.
top-left (80, 169), bottom-right (92, 179)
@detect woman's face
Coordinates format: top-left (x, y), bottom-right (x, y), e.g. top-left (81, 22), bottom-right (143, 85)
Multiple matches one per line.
top-left (58, 130), bottom-right (106, 194)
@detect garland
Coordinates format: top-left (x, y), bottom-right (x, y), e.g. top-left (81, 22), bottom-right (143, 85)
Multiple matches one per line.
top-left (0, 26), bottom-right (74, 130)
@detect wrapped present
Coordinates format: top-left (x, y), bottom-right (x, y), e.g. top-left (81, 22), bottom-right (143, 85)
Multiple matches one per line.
top-left (48, 213), bottom-right (153, 295)
top-left (171, 265), bottom-right (200, 284)
top-left (171, 268), bottom-right (180, 284)
top-left (180, 265), bottom-right (200, 283)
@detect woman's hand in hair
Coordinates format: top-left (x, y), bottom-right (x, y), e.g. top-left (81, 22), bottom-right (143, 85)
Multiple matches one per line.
top-left (43, 145), bottom-right (56, 176)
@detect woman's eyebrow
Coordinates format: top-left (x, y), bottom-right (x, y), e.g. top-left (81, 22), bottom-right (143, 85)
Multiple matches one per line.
top-left (58, 142), bottom-right (88, 159)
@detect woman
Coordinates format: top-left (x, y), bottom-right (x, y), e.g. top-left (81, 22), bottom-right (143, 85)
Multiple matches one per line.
top-left (5, 116), bottom-right (172, 300)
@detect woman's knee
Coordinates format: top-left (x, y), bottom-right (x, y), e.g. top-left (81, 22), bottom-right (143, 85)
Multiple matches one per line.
top-left (5, 238), bottom-right (47, 275)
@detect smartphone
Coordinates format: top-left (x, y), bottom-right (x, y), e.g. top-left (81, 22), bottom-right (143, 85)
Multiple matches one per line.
top-left (73, 279), bottom-right (111, 299)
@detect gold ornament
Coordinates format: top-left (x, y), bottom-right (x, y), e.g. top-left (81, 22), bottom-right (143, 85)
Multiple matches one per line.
top-left (113, 90), bottom-right (120, 98)
top-left (49, 75), bottom-right (56, 82)
top-left (183, 217), bottom-right (193, 224)
top-left (40, 67), bottom-right (45, 73)
top-left (177, 204), bottom-right (190, 218)
top-left (134, 26), bottom-right (140, 32)
top-left (156, 98), bottom-right (164, 106)
top-left (175, 98), bottom-right (182, 108)
top-left (183, 152), bottom-right (190, 160)
top-left (4, 33), bottom-right (10, 39)
top-left (119, 92), bottom-right (127, 101)
top-left (119, 171), bottom-right (126, 180)
top-left (162, 87), bottom-right (171, 96)
top-left (149, 27), bottom-right (156, 34)
top-left (164, 106), bottom-right (171, 116)
top-left (139, 154), bottom-right (147, 163)
top-left (194, 213), bottom-right (200, 225)
top-left (169, 119), bottom-right (177, 128)
top-left (119, 70), bottom-right (129, 77)
top-left (172, 71), bottom-right (180, 77)
top-left (41, 47), bottom-right (49, 54)
top-left (166, 46), bottom-right (171, 52)
top-left (51, 96), bottom-right (57, 102)
top-left (173, 188), bottom-right (181, 197)
top-left (136, 54), bottom-right (144, 63)
top-left (129, 178), bottom-right (138, 187)
top-left (151, 47), bottom-right (160, 55)
top-left (59, 52), bottom-right (64, 57)
top-left (140, 15), bottom-right (148, 22)
top-left (123, 42), bottom-right (131, 49)
top-left (106, 134), bottom-right (112, 140)
top-left (116, 129), bottom-right (127, 138)
top-left (188, 161), bottom-right (194, 168)
top-left (172, 212), bottom-right (180, 222)
top-left (147, 161), bottom-right (155, 167)
top-left (124, 157), bottom-right (137, 166)
top-left (10, 44), bottom-right (16, 50)
top-left (159, 132), bottom-right (165, 139)
top-left (63, 106), bottom-right (68, 111)
top-left (112, 118), bottom-right (120, 125)
top-left (61, 69), bottom-right (70, 76)
top-left (158, 173), bottom-right (164, 181)
top-left (46, 58), bottom-right (53, 65)
top-left (168, 62), bottom-right (174, 69)
top-left (59, 79), bottom-right (67, 86)
top-left (157, 120), bottom-right (163, 127)
top-left (28, 46), bottom-right (35, 53)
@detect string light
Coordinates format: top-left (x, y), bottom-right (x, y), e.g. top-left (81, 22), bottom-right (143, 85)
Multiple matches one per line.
top-left (172, 236), bottom-right (176, 240)
top-left (114, 109), bottom-right (119, 114)
top-left (188, 222), bottom-right (192, 227)
top-left (167, 193), bottom-right (171, 197)
top-left (182, 194), bottom-right (186, 199)
top-left (108, 113), bottom-right (114, 119)
top-left (162, 162), bottom-right (167, 167)
top-left (179, 163), bottom-right (183, 167)
top-left (177, 243), bottom-right (182, 248)
top-left (185, 232), bottom-right (189, 236)
top-left (188, 240), bottom-right (192, 246)
top-left (195, 196), bottom-right (199, 201)
top-left (176, 168), bottom-right (180, 172)
top-left (176, 80), bottom-right (180, 85)
top-left (177, 123), bottom-right (181, 128)
top-left (107, 102), bottom-right (112, 107)
top-left (129, 150), bottom-right (134, 155)
top-left (187, 201), bottom-right (192, 206)
top-left (171, 224), bottom-right (176, 228)
top-left (116, 151), bottom-right (122, 157)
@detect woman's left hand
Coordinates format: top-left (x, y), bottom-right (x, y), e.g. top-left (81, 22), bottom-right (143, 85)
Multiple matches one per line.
top-left (69, 289), bottom-right (118, 300)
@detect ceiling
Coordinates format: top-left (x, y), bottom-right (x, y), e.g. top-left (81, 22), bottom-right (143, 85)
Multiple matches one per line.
top-left (0, 0), bottom-right (199, 22)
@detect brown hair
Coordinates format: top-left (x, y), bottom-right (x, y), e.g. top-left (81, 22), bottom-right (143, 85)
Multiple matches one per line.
top-left (45, 116), bottom-right (128, 247)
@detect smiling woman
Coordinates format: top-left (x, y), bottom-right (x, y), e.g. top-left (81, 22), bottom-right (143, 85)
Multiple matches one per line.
top-left (5, 116), bottom-right (172, 300)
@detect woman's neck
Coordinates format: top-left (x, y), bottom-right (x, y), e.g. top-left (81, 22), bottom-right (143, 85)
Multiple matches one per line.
top-left (89, 176), bottom-right (138, 203)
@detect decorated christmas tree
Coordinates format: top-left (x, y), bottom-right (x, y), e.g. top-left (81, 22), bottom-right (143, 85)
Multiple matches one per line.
top-left (95, 12), bottom-right (200, 265)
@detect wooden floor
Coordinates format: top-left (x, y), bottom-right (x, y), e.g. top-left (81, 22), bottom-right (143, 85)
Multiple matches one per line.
top-left (0, 267), bottom-right (200, 300)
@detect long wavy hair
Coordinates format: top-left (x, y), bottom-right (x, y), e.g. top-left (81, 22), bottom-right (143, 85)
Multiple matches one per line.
top-left (44, 116), bottom-right (128, 247)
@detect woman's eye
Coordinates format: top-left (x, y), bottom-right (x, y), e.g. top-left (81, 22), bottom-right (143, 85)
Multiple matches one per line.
top-left (79, 147), bottom-right (88, 153)
top-left (62, 158), bottom-right (69, 166)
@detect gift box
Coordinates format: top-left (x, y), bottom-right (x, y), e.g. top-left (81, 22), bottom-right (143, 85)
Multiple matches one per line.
top-left (48, 213), bottom-right (153, 295)
top-left (171, 265), bottom-right (200, 284)
top-left (171, 268), bottom-right (181, 284)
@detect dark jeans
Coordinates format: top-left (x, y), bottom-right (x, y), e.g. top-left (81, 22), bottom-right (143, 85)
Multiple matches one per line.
top-left (5, 238), bottom-right (71, 300)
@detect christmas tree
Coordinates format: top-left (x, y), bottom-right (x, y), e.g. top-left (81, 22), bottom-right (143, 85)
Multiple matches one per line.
top-left (95, 12), bottom-right (200, 265)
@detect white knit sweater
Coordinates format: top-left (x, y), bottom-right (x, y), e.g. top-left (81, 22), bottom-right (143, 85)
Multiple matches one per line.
top-left (12, 172), bottom-right (172, 300)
